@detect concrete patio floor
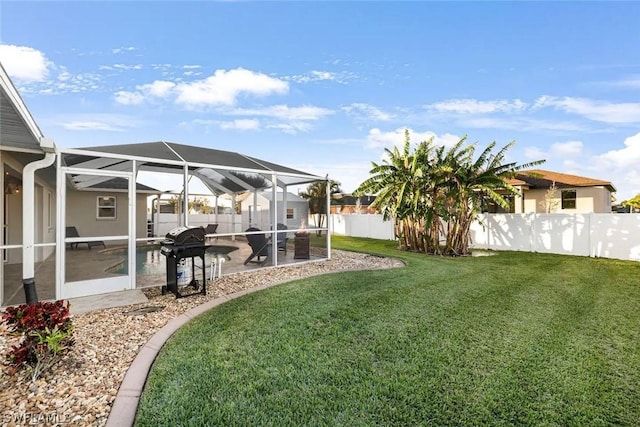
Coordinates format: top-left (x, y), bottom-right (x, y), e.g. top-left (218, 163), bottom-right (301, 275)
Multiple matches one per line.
top-left (2, 237), bottom-right (325, 307)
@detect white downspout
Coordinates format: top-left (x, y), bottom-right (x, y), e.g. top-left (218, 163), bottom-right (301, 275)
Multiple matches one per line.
top-left (22, 138), bottom-right (56, 304)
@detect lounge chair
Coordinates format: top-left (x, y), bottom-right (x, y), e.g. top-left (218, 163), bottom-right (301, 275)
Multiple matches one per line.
top-left (204, 223), bottom-right (218, 236)
top-left (243, 227), bottom-right (270, 266)
top-left (65, 226), bottom-right (106, 250)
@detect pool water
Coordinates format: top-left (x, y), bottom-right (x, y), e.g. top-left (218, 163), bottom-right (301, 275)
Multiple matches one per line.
top-left (109, 245), bottom-right (239, 275)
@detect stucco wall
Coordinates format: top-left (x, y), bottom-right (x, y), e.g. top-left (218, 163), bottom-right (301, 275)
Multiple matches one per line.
top-left (1, 153), bottom-right (56, 264)
top-left (523, 187), bottom-right (611, 214)
top-left (66, 190), bottom-right (147, 240)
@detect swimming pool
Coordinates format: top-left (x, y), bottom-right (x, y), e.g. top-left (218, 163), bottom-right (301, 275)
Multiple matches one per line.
top-left (108, 245), bottom-right (239, 275)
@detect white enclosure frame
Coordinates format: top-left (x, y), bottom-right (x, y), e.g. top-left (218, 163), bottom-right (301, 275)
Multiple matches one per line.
top-left (56, 159), bottom-right (137, 299)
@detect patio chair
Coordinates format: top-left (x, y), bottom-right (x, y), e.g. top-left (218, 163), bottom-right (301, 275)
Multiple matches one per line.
top-left (275, 223), bottom-right (288, 255)
top-left (65, 226), bottom-right (106, 250)
top-left (243, 227), bottom-right (270, 266)
top-left (204, 223), bottom-right (218, 242)
top-left (204, 223), bottom-right (218, 236)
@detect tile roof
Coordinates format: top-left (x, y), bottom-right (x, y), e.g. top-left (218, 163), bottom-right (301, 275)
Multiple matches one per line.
top-left (506, 169), bottom-right (616, 192)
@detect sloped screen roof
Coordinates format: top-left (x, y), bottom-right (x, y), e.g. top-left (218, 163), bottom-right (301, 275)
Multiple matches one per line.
top-left (62, 141), bottom-right (323, 195)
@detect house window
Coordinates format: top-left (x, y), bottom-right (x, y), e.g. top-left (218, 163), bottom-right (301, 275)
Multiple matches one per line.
top-left (287, 208), bottom-right (295, 219)
top-left (97, 196), bottom-right (116, 219)
top-left (561, 190), bottom-right (576, 210)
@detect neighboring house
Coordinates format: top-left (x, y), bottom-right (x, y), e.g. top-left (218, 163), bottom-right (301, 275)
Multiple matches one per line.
top-left (239, 191), bottom-right (309, 231)
top-left (331, 194), bottom-right (377, 214)
top-left (500, 169), bottom-right (616, 214)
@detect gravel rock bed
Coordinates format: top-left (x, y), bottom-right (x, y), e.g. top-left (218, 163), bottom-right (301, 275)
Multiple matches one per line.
top-left (0, 250), bottom-right (403, 426)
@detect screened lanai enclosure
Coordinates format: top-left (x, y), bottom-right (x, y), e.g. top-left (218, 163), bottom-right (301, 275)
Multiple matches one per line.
top-left (1, 139), bottom-right (330, 306)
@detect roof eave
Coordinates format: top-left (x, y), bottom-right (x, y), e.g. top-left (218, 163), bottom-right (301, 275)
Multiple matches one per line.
top-left (0, 62), bottom-right (45, 149)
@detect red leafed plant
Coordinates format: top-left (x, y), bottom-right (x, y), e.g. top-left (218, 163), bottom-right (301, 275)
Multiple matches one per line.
top-left (2, 300), bottom-right (74, 381)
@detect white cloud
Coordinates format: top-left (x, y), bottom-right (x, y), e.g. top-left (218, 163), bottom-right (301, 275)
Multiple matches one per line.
top-left (461, 116), bottom-right (588, 133)
top-left (0, 44), bottom-right (51, 81)
top-left (140, 80), bottom-right (176, 97)
top-left (285, 70), bottom-right (357, 84)
top-left (58, 114), bottom-right (141, 132)
top-left (600, 75), bottom-right (640, 89)
top-left (228, 104), bottom-right (333, 121)
top-left (219, 119), bottom-right (260, 131)
top-left (550, 140), bottom-right (584, 157)
top-left (0, 45), bottom-right (105, 94)
top-left (175, 68), bottom-right (289, 107)
top-left (180, 105), bottom-right (332, 135)
top-left (61, 121), bottom-right (125, 132)
top-left (112, 46), bottom-right (136, 54)
top-left (227, 105), bottom-right (333, 134)
top-left (427, 98), bottom-right (528, 114)
top-left (366, 128), bottom-right (460, 150)
top-left (114, 91), bottom-right (145, 105)
top-left (547, 132), bottom-right (640, 200)
top-left (266, 122), bottom-right (312, 134)
top-left (112, 63), bottom-right (143, 70)
top-left (524, 146), bottom-right (547, 160)
top-left (598, 132), bottom-right (640, 169)
top-left (115, 68), bottom-right (289, 108)
top-left (114, 80), bottom-right (175, 104)
top-left (522, 140), bottom-right (584, 164)
top-left (288, 70), bottom-right (337, 83)
top-left (533, 96), bottom-right (640, 124)
top-left (299, 161), bottom-right (373, 193)
top-left (342, 103), bottom-right (394, 121)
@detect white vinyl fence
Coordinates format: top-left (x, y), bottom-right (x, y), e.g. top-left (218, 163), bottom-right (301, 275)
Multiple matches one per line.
top-left (149, 213), bottom-right (242, 237)
top-left (330, 213), bottom-right (640, 262)
top-left (329, 214), bottom-right (395, 241)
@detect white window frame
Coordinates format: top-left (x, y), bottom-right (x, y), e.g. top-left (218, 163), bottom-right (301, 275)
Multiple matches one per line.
top-left (97, 195), bottom-right (117, 219)
top-left (286, 207), bottom-right (295, 219)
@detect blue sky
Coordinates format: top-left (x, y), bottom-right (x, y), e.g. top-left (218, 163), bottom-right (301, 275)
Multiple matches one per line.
top-left (1, 1), bottom-right (640, 199)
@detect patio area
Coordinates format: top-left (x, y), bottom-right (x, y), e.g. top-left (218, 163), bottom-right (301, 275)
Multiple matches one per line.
top-left (2, 235), bottom-right (326, 306)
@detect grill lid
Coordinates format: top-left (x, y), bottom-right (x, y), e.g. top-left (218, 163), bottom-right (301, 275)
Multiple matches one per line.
top-left (164, 226), bottom-right (206, 245)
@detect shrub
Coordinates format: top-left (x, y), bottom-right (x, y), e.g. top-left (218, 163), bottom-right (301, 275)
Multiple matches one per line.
top-left (2, 300), bottom-right (74, 381)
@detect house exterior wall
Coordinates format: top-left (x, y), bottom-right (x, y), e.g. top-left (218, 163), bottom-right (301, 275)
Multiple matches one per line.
top-left (240, 193), bottom-right (309, 231)
top-left (1, 152), bottom-right (56, 264)
top-left (66, 190), bottom-right (147, 240)
top-left (522, 187), bottom-right (611, 214)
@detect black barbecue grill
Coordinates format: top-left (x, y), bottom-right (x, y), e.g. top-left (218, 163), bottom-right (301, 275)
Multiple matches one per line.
top-left (160, 226), bottom-right (208, 298)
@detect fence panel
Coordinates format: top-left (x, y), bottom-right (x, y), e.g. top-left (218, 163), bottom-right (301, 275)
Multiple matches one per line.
top-left (533, 214), bottom-right (590, 256)
top-left (590, 214), bottom-right (640, 261)
top-left (329, 214), bottom-right (394, 240)
top-left (332, 213), bottom-right (640, 262)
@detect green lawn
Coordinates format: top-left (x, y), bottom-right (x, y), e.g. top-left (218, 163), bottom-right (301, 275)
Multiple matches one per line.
top-left (135, 237), bottom-right (640, 426)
